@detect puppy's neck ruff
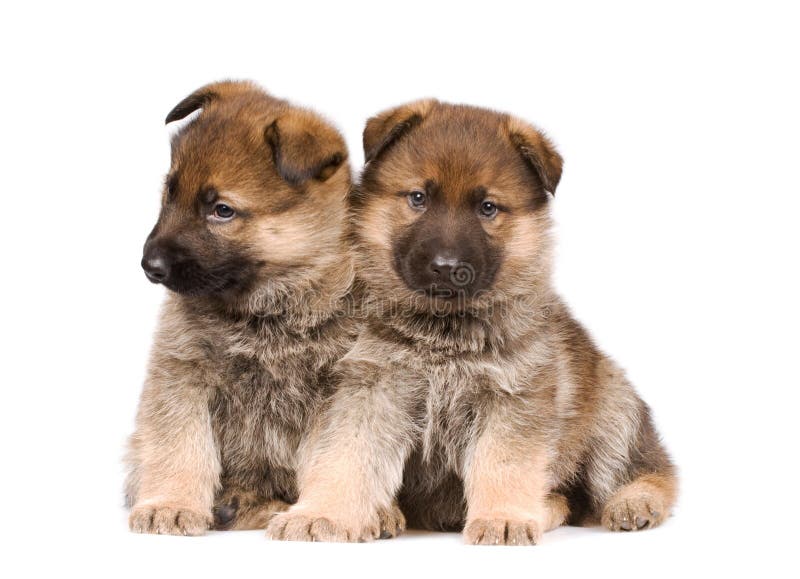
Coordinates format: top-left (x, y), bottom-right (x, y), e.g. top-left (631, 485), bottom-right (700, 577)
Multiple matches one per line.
top-left (180, 254), bottom-right (356, 334)
top-left (367, 287), bottom-right (557, 356)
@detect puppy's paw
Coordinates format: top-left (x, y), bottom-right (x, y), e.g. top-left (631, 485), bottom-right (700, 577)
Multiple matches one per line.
top-left (602, 492), bottom-right (666, 531)
top-left (129, 504), bottom-right (211, 536)
top-left (464, 518), bottom-right (542, 546)
top-left (377, 502), bottom-right (406, 539)
top-left (212, 494), bottom-right (290, 531)
top-left (265, 510), bottom-right (379, 542)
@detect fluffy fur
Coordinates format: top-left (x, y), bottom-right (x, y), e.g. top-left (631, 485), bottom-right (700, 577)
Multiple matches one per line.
top-left (266, 100), bottom-right (677, 545)
top-left (124, 81), bottom-right (395, 536)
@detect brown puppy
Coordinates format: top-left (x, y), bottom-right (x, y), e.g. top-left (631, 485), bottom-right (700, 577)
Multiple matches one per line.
top-left (266, 100), bottom-right (677, 544)
top-left (124, 81), bottom-right (399, 536)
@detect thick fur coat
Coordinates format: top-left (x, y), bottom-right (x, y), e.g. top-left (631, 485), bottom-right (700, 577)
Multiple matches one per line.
top-left (266, 100), bottom-right (677, 545)
top-left (125, 81), bottom-right (371, 535)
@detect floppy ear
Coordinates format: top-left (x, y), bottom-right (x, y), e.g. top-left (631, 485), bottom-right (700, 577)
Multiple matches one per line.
top-left (165, 80), bottom-right (260, 124)
top-left (362, 99), bottom-right (437, 163)
top-left (264, 109), bottom-right (347, 185)
top-left (505, 116), bottom-right (563, 194)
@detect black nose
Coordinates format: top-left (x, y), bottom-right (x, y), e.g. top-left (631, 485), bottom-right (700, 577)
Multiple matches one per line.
top-left (142, 252), bottom-right (169, 284)
top-left (428, 252), bottom-right (476, 290)
top-left (429, 253), bottom-right (459, 280)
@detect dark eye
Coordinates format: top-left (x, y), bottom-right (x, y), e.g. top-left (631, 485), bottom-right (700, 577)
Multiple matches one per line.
top-left (212, 203), bottom-right (235, 220)
top-left (407, 191), bottom-right (427, 210)
top-left (479, 201), bottom-right (498, 219)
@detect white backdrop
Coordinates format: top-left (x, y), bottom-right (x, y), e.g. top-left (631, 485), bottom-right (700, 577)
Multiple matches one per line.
top-left (2, 1), bottom-right (798, 577)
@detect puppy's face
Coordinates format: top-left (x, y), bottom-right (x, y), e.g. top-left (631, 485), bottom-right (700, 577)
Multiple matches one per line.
top-left (355, 100), bottom-right (562, 311)
top-left (142, 81), bottom-right (349, 299)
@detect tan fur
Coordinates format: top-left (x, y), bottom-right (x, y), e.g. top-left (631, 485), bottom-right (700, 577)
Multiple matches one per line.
top-left (463, 416), bottom-right (550, 545)
top-left (266, 100), bottom-right (677, 545)
top-left (266, 361), bottom-right (417, 541)
top-left (127, 355), bottom-right (221, 535)
top-left (125, 81), bottom-right (368, 536)
top-left (601, 473), bottom-right (677, 531)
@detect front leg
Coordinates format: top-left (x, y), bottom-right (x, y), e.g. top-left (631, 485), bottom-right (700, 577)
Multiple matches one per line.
top-left (463, 409), bottom-right (556, 546)
top-left (126, 362), bottom-right (220, 536)
top-left (266, 363), bottom-right (416, 542)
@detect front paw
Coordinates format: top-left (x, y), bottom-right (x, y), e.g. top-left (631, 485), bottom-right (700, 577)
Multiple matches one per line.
top-left (129, 504), bottom-right (211, 536)
top-left (266, 510), bottom-right (380, 543)
top-left (378, 502), bottom-right (406, 539)
top-left (464, 518), bottom-right (542, 546)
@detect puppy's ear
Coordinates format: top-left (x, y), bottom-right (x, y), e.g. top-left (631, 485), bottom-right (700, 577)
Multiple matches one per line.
top-left (165, 80), bottom-right (260, 124)
top-left (505, 116), bottom-right (563, 194)
top-left (265, 109), bottom-right (347, 185)
top-left (363, 99), bottom-right (437, 163)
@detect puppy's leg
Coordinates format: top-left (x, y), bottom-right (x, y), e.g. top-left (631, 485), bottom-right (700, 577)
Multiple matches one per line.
top-left (598, 421), bottom-right (677, 531)
top-left (266, 364), bottom-right (416, 542)
top-left (127, 369), bottom-right (220, 536)
top-left (463, 410), bottom-right (552, 546)
top-left (585, 365), bottom-right (678, 531)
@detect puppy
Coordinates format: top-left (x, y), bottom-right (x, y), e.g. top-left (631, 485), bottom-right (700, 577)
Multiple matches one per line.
top-left (124, 81), bottom-right (395, 536)
top-left (266, 100), bottom-right (677, 544)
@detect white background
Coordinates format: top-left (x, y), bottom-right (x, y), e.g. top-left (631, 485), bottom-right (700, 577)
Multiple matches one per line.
top-left (2, 1), bottom-right (798, 577)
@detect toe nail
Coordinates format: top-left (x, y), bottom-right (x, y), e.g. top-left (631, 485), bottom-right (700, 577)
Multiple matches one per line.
top-left (620, 521), bottom-right (632, 531)
top-left (635, 516), bottom-right (648, 529)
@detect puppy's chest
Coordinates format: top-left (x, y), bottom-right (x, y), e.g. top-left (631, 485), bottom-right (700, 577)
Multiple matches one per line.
top-left (209, 329), bottom-right (342, 474)
top-left (415, 361), bottom-right (495, 472)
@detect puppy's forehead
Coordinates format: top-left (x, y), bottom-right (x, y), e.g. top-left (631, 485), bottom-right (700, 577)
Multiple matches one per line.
top-left (388, 106), bottom-right (522, 196)
top-left (167, 114), bottom-right (271, 205)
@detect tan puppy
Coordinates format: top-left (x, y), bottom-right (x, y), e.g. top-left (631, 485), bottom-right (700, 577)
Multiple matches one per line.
top-left (266, 100), bottom-right (677, 544)
top-left (124, 81), bottom-right (404, 536)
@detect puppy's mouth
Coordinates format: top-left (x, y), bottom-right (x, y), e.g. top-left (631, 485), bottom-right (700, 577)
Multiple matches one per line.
top-left (155, 258), bottom-right (262, 298)
top-left (161, 276), bottom-right (239, 297)
top-left (424, 285), bottom-right (459, 299)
